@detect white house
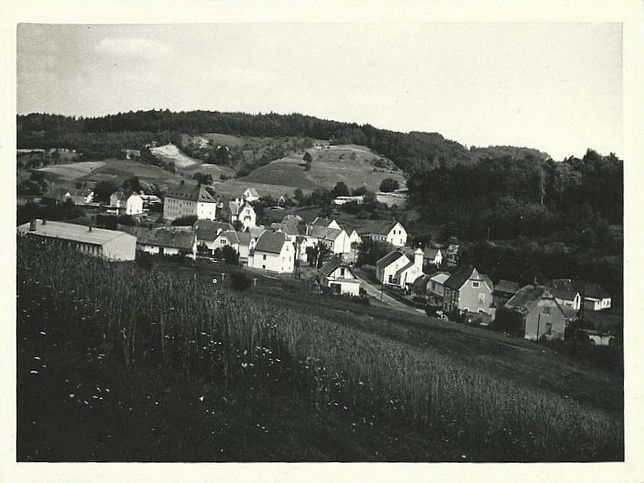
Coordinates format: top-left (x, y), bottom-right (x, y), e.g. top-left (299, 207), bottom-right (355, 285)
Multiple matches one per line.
top-left (549, 279), bottom-right (582, 311)
top-left (193, 220), bottom-right (234, 252)
top-left (229, 199), bottom-right (257, 230)
top-left (119, 226), bottom-right (197, 260)
top-left (310, 217), bottom-right (341, 229)
top-left (248, 231), bottom-right (295, 274)
top-left (572, 281), bottom-right (612, 311)
top-left (423, 248), bottom-right (443, 267)
top-left (332, 195), bottom-right (364, 206)
top-left (358, 220), bottom-right (407, 247)
top-left (163, 184), bottom-right (217, 221)
top-left (428, 272), bottom-right (450, 299)
top-left (242, 188), bottom-right (260, 203)
top-left (376, 248), bottom-right (423, 288)
top-left (319, 256), bottom-right (361, 296)
top-left (110, 191), bottom-right (144, 215)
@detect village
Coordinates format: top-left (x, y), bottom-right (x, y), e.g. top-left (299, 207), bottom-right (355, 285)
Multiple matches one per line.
top-left (17, 178), bottom-right (618, 347)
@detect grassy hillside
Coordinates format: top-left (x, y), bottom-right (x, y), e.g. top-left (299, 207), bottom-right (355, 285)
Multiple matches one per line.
top-left (17, 238), bottom-right (622, 461)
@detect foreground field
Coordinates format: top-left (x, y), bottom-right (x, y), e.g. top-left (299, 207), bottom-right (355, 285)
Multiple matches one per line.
top-left (17, 239), bottom-right (623, 461)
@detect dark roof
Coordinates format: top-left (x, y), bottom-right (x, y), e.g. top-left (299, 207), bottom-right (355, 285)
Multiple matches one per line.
top-left (193, 220), bottom-right (233, 241)
top-left (394, 261), bottom-right (415, 279)
top-left (119, 226), bottom-right (196, 250)
top-left (549, 279), bottom-right (579, 301)
top-left (272, 221), bottom-right (299, 236)
top-left (572, 281), bottom-right (611, 300)
top-left (412, 274), bottom-right (431, 291)
top-left (444, 265), bottom-right (475, 290)
top-left (356, 220), bottom-right (399, 236)
top-left (165, 184), bottom-right (216, 203)
top-left (254, 231), bottom-right (287, 254)
top-left (236, 231), bottom-right (252, 246)
top-left (495, 279), bottom-right (520, 296)
top-left (505, 285), bottom-right (576, 318)
top-left (311, 217), bottom-right (333, 227)
top-left (319, 256), bottom-right (354, 278)
top-left (306, 225), bottom-right (345, 241)
top-left (376, 250), bottom-right (405, 269)
top-left (423, 247), bottom-right (441, 259)
top-left (223, 231), bottom-right (240, 245)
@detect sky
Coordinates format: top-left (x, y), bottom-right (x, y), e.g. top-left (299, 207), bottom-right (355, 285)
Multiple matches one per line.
top-left (17, 23), bottom-right (622, 160)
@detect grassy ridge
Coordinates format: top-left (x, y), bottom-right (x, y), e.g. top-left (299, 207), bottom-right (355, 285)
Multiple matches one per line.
top-left (17, 237), bottom-right (623, 461)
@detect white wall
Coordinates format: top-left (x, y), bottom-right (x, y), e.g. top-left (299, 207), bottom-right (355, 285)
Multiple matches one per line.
top-left (386, 223), bottom-right (407, 247)
top-left (380, 255), bottom-right (410, 285)
top-left (126, 195), bottom-right (144, 215)
top-left (252, 243), bottom-right (294, 273)
top-left (197, 201), bottom-right (217, 220)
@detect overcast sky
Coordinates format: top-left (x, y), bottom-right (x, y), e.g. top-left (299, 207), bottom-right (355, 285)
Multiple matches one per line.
top-left (17, 23), bottom-right (622, 160)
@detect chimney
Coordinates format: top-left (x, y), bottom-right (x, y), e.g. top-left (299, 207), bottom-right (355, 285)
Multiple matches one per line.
top-left (29, 219), bottom-right (37, 231)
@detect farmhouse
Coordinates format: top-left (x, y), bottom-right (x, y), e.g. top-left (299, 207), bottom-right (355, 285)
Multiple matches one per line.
top-left (242, 188), bottom-right (260, 203)
top-left (193, 219), bottom-right (234, 252)
top-left (319, 256), bottom-right (361, 296)
top-left (423, 247), bottom-right (443, 267)
top-left (228, 199), bottom-right (257, 230)
top-left (18, 219), bottom-right (136, 261)
top-left (357, 220), bottom-right (407, 247)
top-left (310, 217), bottom-right (341, 229)
top-left (376, 248), bottom-right (423, 289)
top-left (503, 285), bottom-right (577, 341)
top-left (304, 225), bottom-right (352, 256)
top-left (428, 271), bottom-right (450, 305)
top-left (442, 266), bottom-right (495, 319)
top-left (119, 226), bottom-right (197, 259)
top-left (110, 191), bottom-right (143, 215)
top-left (572, 281), bottom-right (612, 311)
top-left (42, 187), bottom-right (94, 206)
top-left (248, 231), bottom-right (294, 274)
top-left (163, 184), bottom-right (217, 221)
top-left (493, 279), bottom-right (520, 310)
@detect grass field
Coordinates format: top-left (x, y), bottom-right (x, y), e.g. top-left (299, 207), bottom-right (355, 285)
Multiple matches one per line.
top-left (38, 161), bottom-right (106, 180)
top-left (17, 238), bottom-right (623, 461)
top-left (78, 159), bottom-right (185, 186)
top-left (239, 145), bottom-right (406, 192)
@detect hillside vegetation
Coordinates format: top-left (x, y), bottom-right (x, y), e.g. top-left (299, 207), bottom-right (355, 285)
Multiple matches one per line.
top-left (17, 237), bottom-right (622, 461)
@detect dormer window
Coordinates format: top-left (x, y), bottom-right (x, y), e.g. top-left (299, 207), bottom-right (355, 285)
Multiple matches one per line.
top-left (472, 281), bottom-right (480, 288)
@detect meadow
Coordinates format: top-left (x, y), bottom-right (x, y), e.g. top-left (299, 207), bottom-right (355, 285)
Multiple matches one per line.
top-left (17, 237), bottom-right (623, 461)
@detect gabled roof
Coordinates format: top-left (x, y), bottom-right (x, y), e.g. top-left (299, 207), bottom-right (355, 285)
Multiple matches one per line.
top-left (444, 265), bottom-right (475, 290)
top-left (572, 281), bottom-right (611, 300)
top-left (394, 261), bottom-right (416, 279)
top-left (248, 227), bottom-right (266, 239)
top-left (356, 220), bottom-right (400, 236)
top-left (119, 226), bottom-right (196, 250)
top-left (236, 231), bottom-right (252, 246)
top-left (222, 231), bottom-right (240, 245)
top-left (494, 279), bottom-right (520, 296)
top-left (412, 274), bottom-right (431, 291)
top-left (18, 219), bottom-right (133, 246)
top-left (423, 247), bottom-right (441, 259)
top-left (244, 188), bottom-right (259, 197)
top-left (272, 221), bottom-right (299, 236)
top-left (319, 256), bottom-right (356, 278)
top-left (311, 217), bottom-right (334, 227)
top-left (376, 250), bottom-right (406, 269)
top-left (254, 231), bottom-right (288, 254)
top-left (549, 279), bottom-right (579, 301)
top-left (306, 225), bottom-right (345, 241)
top-left (429, 272), bottom-right (450, 285)
top-left (165, 184), bottom-right (216, 203)
top-left (193, 220), bottom-right (234, 241)
top-left (505, 284), bottom-right (577, 319)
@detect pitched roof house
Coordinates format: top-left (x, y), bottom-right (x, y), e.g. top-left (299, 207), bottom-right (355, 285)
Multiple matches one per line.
top-left (376, 249), bottom-right (424, 289)
top-left (319, 256), bottom-right (361, 296)
top-left (119, 226), bottom-right (197, 259)
top-left (248, 231), bottom-right (294, 273)
top-left (228, 199), bottom-right (257, 230)
top-left (442, 266), bottom-right (495, 318)
top-left (357, 220), bottom-right (407, 247)
top-left (493, 279), bottom-right (520, 309)
top-left (193, 219), bottom-right (234, 250)
top-left (572, 281), bottom-right (612, 311)
top-left (163, 184), bottom-right (217, 221)
top-left (242, 187), bottom-right (260, 203)
top-left (504, 285), bottom-right (577, 341)
top-left (548, 279), bottom-right (582, 311)
top-left (110, 191), bottom-right (143, 215)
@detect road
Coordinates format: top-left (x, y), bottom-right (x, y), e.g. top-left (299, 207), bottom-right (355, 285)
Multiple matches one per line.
top-left (356, 275), bottom-right (418, 312)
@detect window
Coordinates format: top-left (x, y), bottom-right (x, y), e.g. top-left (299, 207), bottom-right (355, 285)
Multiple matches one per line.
top-left (388, 274), bottom-right (393, 283)
top-left (340, 268), bottom-right (346, 277)
top-left (478, 293), bottom-right (485, 303)
top-left (263, 254), bottom-right (266, 260)
top-left (543, 306), bottom-right (551, 315)
top-left (545, 323), bottom-right (552, 335)
top-left (472, 281), bottom-right (480, 288)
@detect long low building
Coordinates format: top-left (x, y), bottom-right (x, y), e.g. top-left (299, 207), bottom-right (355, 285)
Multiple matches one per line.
top-left (17, 219), bottom-right (136, 261)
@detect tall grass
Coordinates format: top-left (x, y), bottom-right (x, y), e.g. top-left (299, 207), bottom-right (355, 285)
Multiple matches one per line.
top-left (17, 236), bottom-right (623, 461)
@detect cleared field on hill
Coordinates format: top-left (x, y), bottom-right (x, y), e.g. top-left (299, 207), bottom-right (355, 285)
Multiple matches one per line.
top-left (212, 179), bottom-right (303, 199)
top-left (38, 161), bottom-right (106, 180)
top-left (240, 145), bottom-right (405, 192)
top-left (78, 159), bottom-right (185, 186)
top-left (149, 144), bottom-right (199, 168)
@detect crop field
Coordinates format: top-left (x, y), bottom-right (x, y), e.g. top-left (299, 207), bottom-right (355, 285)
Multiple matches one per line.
top-left (77, 159), bottom-right (185, 186)
top-left (38, 161), bottom-right (106, 180)
top-left (211, 179), bottom-right (304, 199)
top-left (239, 145), bottom-right (406, 192)
top-left (17, 238), bottom-right (623, 461)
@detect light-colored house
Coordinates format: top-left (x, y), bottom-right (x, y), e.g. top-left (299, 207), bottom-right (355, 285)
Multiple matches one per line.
top-left (444, 244), bottom-right (459, 266)
top-left (228, 199), bottom-right (257, 230)
top-left (332, 195), bottom-right (364, 206)
top-left (375, 188), bottom-right (408, 207)
top-left (119, 226), bottom-right (198, 260)
top-left (248, 231), bottom-right (295, 274)
top-left (193, 219), bottom-right (234, 253)
top-left (423, 247), bottom-right (443, 267)
top-left (504, 285), bottom-right (577, 341)
top-left (110, 191), bottom-right (144, 215)
top-left (43, 187), bottom-right (94, 206)
top-left (442, 266), bottom-right (495, 318)
top-left (376, 248), bottom-right (423, 289)
top-left (428, 271), bottom-right (450, 303)
top-left (548, 279), bottom-right (582, 311)
top-left (357, 220), bottom-right (407, 247)
top-left (394, 248), bottom-right (425, 290)
top-left (242, 188), bottom-right (260, 203)
top-left (18, 219), bottom-right (136, 261)
top-left (163, 184), bottom-right (217, 221)
top-left (304, 225), bottom-right (352, 256)
top-left (319, 256), bottom-right (361, 296)
top-left (572, 281), bottom-right (612, 311)
top-left (310, 217), bottom-right (341, 229)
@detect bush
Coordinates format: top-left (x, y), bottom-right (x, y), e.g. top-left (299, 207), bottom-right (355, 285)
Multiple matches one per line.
top-left (379, 178), bottom-right (400, 192)
top-left (229, 271), bottom-right (252, 291)
top-left (171, 215), bottom-right (198, 226)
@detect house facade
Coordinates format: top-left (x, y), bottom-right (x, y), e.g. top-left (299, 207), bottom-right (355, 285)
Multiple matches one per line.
top-left (573, 281), bottom-right (612, 311)
top-left (110, 191), bottom-right (143, 215)
top-left (358, 221), bottom-right (407, 247)
top-left (119, 226), bottom-right (197, 260)
top-left (242, 188), bottom-right (260, 203)
top-left (442, 266), bottom-right (495, 318)
top-left (376, 249), bottom-right (423, 288)
top-left (549, 279), bottom-right (582, 311)
top-left (248, 231), bottom-right (294, 273)
top-left (163, 185), bottom-right (217, 221)
top-left (319, 257), bottom-right (361, 296)
top-left (229, 199), bottom-right (257, 230)
top-left (193, 220), bottom-right (234, 253)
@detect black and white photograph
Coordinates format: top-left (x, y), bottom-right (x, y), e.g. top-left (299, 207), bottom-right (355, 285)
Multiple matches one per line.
top-left (2, 0), bottom-right (643, 481)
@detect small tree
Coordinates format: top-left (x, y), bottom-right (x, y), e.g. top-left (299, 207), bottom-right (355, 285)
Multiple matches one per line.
top-left (222, 245), bottom-right (239, 265)
top-left (379, 178), bottom-right (400, 192)
top-left (330, 181), bottom-right (350, 198)
top-left (171, 215), bottom-right (198, 226)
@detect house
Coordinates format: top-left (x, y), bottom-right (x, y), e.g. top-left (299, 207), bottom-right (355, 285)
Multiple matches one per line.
top-left (503, 285), bottom-right (577, 341)
top-left (444, 244), bottom-right (459, 266)
top-left (423, 247), bottom-right (443, 267)
top-left (357, 220), bottom-right (407, 247)
top-left (242, 188), bottom-right (260, 203)
top-left (310, 217), bottom-right (341, 229)
top-left (163, 184), bottom-right (217, 221)
top-left (319, 256), bottom-right (361, 296)
top-left (228, 199), bottom-right (257, 230)
top-left (442, 266), bottom-right (494, 319)
top-left (304, 225), bottom-right (352, 256)
top-left (347, 229), bottom-right (362, 246)
top-left (110, 191), bottom-right (144, 215)
top-left (248, 231), bottom-right (294, 273)
top-left (120, 149), bottom-right (141, 160)
top-left (375, 188), bottom-right (408, 207)
top-left (193, 220), bottom-right (234, 253)
top-left (572, 281), bottom-right (612, 311)
top-left (17, 219), bottom-right (136, 261)
top-left (493, 279), bottom-right (520, 310)
top-left (119, 226), bottom-right (197, 260)
top-left (376, 248), bottom-right (423, 289)
top-left (43, 187), bottom-right (94, 206)
top-left (548, 279), bottom-right (582, 311)
top-left (332, 195), bottom-right (364, 206)
top-left (428, 271), bottom-right (450, 305)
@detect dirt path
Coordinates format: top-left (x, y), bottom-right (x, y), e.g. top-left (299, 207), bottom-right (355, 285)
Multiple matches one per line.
top-left (356, 276), bottom-right (416, 312)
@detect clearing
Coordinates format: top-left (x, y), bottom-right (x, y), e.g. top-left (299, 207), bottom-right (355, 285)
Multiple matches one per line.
top-left (149, 144), bottom-right (199, 168)
top-left (38, 161), bottom-right (106, 180)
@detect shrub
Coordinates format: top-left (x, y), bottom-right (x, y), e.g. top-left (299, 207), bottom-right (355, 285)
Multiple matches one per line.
top-left (229, 270), bottom-right (252, 291)
top-left (171, 215), bottom-right (198, 226)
